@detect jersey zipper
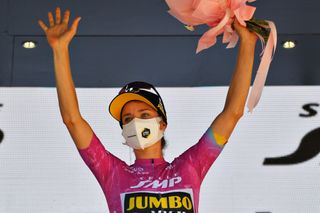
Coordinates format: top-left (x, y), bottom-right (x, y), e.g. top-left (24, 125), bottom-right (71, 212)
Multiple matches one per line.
top-left (151, 159), bottom-right (163, 212)
top-left (151, 159), bottom-right (155, 178)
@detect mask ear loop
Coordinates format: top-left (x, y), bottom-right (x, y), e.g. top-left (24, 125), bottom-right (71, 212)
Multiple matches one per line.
top-left (156, 116), bottom-right (162, 123)
top-left (156, 117), bottom-right (165, 144)
top-left (156, 116), bottom-right (166, 137)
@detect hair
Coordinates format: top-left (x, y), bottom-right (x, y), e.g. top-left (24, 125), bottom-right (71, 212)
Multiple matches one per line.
top-left (161, 137), bottom-right (167, 150)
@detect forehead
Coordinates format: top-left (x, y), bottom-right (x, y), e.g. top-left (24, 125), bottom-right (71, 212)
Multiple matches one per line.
top-left (121, 100), bottom-right (156, 114)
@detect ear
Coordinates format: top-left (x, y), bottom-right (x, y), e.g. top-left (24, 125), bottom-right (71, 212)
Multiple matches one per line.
top-left (159, 120), bottom-right (167, 131)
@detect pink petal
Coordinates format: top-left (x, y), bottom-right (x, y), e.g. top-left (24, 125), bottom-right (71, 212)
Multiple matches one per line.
top-left (234, 4), bottom-right (255, 26)
top-left (230, 0), bottom-right (249, 10)
top-left (196, 8), bottom-right (232, 53)
top-left (222, 30), bottom-right (232, 43)
top-left (226, 31), bottom-right (239, 48)
top-left (196, 33), bottom-right (218, 53)
top-left (168, 9), bottom-right (204, 25)
top-left (238, 4), bottom-right (256, 20)
top-left (193, 0), bottom-right (227, 22)
top-left (192, 0), bottom-right (202, 9)
top-left (165, 0), bottom-right (195, 12)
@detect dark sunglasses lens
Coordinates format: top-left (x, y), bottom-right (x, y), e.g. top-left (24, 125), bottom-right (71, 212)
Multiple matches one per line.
top-left (119, 82), bottom-right (155, 94)
top-left (129, 82), bottom-right (152, 89)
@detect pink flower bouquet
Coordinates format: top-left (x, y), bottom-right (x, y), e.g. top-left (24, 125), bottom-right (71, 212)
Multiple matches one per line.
top-left (165, 0), bottom-right (277, 112)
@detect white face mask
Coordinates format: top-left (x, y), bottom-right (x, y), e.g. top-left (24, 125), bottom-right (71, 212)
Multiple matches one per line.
top-left (122, 117), bottom-right (164, 150)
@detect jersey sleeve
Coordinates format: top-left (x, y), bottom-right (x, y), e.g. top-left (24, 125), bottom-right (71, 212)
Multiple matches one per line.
top-left (77, 132), bottom-right (123, 187)
top-left (173, 126), bottom-right (226, 182)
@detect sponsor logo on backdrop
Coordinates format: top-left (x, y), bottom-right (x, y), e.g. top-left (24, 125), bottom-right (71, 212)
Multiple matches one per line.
top-left (0, 103), bottom-right (3, 144)
top-left (121, 189), bottom-right (194, 213)
top-left (264, 103), bottom-right (320, 165)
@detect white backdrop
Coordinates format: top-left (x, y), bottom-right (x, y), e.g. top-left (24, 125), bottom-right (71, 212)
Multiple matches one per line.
top-left (0, 86), bottom-right (319, 213)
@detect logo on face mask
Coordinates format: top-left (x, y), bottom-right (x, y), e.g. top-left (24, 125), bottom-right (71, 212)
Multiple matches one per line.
top-left (142, 128), bottom-right (151, 138)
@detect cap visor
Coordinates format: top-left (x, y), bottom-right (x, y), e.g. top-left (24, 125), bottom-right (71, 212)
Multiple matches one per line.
top-left (109, 93), bottom-right (156, 121)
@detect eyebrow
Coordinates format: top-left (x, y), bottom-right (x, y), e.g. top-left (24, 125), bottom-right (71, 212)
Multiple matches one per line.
top-left (122, 109), bottom-right (152, 117)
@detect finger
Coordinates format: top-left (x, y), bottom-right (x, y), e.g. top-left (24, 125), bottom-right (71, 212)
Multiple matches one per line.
top-left (48, 11), bottom-right (54, 27)
top-left (232, 18), bottom-right (240, 31)
top-left (62, 9), bottom-right (70, 25)
top-left (38, 20), bottom-right (48, 32)
top-left (70, 17), bottom-right (81, 34)
top-left (55, 7), bottom-right (61, 24)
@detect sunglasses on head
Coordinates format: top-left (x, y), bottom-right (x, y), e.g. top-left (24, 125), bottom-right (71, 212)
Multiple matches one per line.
top-left (119, 82), bottom-right (160, 97)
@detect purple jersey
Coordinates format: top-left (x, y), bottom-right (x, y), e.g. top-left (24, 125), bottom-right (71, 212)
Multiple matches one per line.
top-left (77, 127), bottom-right (224, 213)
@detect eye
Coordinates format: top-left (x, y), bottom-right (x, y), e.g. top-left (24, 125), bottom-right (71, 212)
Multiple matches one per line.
top-left (141, 112), bottom-right (151, 119)
top-left (123, 116), bottom-right (133, 124)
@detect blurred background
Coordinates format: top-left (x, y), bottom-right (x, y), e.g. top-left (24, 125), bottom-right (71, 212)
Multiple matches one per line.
top-left (0, 0), bottom-right (320, 87)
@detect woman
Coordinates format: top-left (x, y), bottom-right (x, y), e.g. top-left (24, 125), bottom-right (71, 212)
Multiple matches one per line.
top-left (38, 7), bottom-right (257, 213)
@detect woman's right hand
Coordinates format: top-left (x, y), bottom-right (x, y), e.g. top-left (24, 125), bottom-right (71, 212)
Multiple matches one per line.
top-left (38, 7), bottom-right (81, 49)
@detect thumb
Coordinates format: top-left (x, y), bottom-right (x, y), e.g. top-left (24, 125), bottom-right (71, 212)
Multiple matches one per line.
top-left (70, 16), bottom-right (81, 34)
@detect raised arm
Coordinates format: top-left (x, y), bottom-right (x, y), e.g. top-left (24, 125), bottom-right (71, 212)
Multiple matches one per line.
top-left (212, 19), bottom-right (257, 145)
top-left (38, 7), bottom-right (93, 149)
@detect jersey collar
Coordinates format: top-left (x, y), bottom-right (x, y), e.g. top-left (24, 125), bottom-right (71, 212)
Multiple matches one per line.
top-left (134, 158), bottom-right (166, 166)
